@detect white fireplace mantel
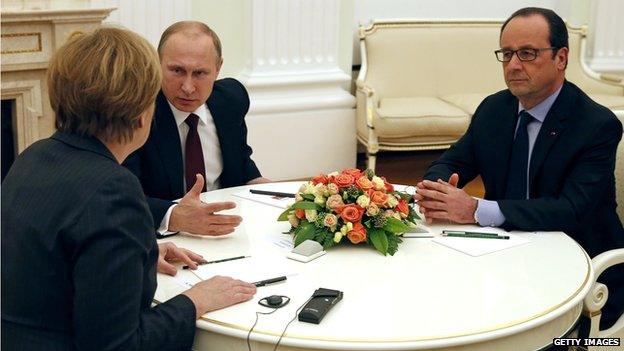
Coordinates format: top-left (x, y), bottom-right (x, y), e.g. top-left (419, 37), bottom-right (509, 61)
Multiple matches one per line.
top-left (1, 5), bottom-right (114, 153)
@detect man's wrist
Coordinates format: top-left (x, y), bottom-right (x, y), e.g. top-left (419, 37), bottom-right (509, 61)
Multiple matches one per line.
top-left (157, 204), bottom-right (179, 237)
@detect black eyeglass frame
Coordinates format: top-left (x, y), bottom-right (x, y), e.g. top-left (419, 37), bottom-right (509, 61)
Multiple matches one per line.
top-left (494, 47), bottom-right (558, 62)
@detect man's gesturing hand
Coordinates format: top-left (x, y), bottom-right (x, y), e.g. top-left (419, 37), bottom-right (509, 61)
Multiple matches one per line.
top-left (414, 173), bottom-right (477, 224)
top-left (168, 174), bottom-right (243, 235)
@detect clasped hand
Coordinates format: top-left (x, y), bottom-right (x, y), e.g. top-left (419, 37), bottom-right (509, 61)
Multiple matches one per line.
top-left (168, 174), bottom-right (243, 236)
top-left (413, 173), bottom-right (477, 224)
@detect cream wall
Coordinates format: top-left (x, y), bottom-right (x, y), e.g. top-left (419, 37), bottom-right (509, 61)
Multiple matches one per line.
top-left (352, 0), bottom-right (591, 65)
top-left (190, 0), bottom-right (354, 80)
top-left (190, 0), bottom-right (246, 78)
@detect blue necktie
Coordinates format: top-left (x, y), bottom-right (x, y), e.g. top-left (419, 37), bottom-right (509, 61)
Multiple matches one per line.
top-left (505, 111), bottom-right (533, 199)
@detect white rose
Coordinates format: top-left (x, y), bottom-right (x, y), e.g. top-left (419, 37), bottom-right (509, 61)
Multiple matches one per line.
top-left (327, 183), bottom-right (339, 195)
top-left (314, 183), bottom-right (328, 197)
top-left (304, 182), bottom-right (316, 195)
top-left (299, 183), bottom-right (308, 193)
top-left (333, 232), bottom-right (343, 243)
top-left (326, 194), bottom-right (344, 209)
top-left (314, 195), bottom-right (326, 206)
top-left (366, 203), bottom-right (380, 216)
top-left (305, 209), bottom-right (317, 222)
top-left (323, 214), bottom-right (338, 228)
top-left (372, 176), bottom-right (385, 190)
top-left (356, 195), bottom-right (370, 208)
top-left (386, 195), bottom-right (398, 208)
top-left (287, 213), bottom-right (299, 227)
top-left (295, 193), bottom-right (303, 202)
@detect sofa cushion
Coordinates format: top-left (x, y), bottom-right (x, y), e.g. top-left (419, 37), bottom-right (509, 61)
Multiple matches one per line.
top-left (375, 97), bottom-right (470, 138)
top-left (588, 94), bottom-right (624, 110)
top-left (440, 93), bottom-right (490, 116)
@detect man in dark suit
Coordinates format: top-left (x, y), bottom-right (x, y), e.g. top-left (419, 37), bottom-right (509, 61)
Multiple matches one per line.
top-left (125, 21), bottom-right (269, 237)
top-left (415, 8), bottom-right (623, 329)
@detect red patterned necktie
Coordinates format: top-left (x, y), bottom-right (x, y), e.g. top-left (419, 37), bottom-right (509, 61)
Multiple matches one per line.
top-left (184, 113), bottom-right (206, 192)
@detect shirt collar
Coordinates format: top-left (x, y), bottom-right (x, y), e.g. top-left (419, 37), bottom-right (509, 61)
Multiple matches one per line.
top-left (167, 101), bottom-right (210, 127)
top-left (518, 84), bottom-right (563, 123)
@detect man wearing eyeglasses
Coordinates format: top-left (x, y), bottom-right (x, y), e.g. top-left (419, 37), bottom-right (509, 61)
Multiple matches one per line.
top-left (415, 7), bottom-right (623, 329)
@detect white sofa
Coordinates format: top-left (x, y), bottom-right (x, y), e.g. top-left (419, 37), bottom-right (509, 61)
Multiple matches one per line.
top-left (356, 20), bottom-right (624, 170)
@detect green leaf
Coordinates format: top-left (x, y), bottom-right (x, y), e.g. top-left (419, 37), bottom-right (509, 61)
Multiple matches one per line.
top-left (408, 206), bottom-right (421, 221)
top-left (322, 234), bottom-right (336, 250)
top-left (383, 217), bottom-right (410, 233)
top-left (393, 191), bottom-right (411, 202)
top-left (368, 227), bottom-right (388, 255)
top-left (277, 208), bottom-right (291, 221)
top-left (294, 221), bottom-right (316, 247)
top-left (387, 233), bottom-right (402, 256)
top-left (291, 201), bottom-right (322, 211)
top-left (302, 194), bottom-right (315, 201)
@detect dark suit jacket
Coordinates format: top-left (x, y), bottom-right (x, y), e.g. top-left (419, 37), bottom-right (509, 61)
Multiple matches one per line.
top-left (425, 80), bottom-right (624, 327)
top-left (124, 78), bottom-right (261, 227)
top-left (1, 132), bottom-right (196, 350)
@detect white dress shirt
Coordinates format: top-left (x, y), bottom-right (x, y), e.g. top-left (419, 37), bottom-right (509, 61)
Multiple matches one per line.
top-left (158, 102), bottom-right (223, 234)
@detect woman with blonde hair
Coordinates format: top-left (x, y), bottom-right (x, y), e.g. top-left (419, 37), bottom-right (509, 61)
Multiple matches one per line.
top-left (1, 27), bottom-right (255, 350)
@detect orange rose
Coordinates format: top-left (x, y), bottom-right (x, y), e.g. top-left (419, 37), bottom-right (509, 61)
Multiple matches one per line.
top-left (295, 208), bottom-right (305, 219)
top-left (370, 190), bottom-right (389, 206)
top-left (342, 168), bottom-right (363, 179)
top-left (396, 199), bottom-right (409, 216)
top-left (382, 177), bottom-right (394, 192)
top-left (339, 204), bottom-right (365, 223)
top-left (312, 174), bottom-right (329, 185)
top-left (355, 176), bottom-right (374, 190)
top-left (347, 222), bottom-right (367, 244)
top-left (334, 173), bottom-right (355, 188)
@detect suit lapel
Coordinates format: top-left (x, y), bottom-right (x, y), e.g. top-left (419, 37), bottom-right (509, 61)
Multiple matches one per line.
top-left (493, 95), bottom-right (520, 198)
top-left (153, 92), bottom-right (185, 196)
top-left (528, 82), bottom-right (571, 193)
top-left (207, 89), bottom-right (231, 183)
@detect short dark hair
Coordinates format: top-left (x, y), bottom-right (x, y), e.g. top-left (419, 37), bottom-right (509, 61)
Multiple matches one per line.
top-left (501, 7), bottom-right (569, 50)
top-left (158, 21), bottom-right (222, 59)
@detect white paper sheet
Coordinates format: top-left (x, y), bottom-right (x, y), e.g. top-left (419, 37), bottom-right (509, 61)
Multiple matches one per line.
top-left (231, 190), bottom-right (295, 209)
top-left (432, 233), bottom-right (531, 256)
top-left (176, 256), bottom-right (298, 287)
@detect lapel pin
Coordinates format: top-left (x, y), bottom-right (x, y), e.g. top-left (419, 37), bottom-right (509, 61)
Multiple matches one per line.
top-left (550, 131), bottom-right (558, 137)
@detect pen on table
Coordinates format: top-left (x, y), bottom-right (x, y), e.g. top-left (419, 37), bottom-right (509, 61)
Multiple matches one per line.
top-left (249, 189), bottom-right (296, 198)
top-left (182, 255), bottom-right (250, 270)
top-left (252, 276), bottom-right (287, 287)
top-left (442, 233), bottom-right (510, 240)
top-left (442, 230), bottom-right (501, 236)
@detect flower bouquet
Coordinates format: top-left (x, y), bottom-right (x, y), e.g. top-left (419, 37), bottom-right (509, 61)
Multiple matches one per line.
top-left (278, 168), bottom-right (420, 256)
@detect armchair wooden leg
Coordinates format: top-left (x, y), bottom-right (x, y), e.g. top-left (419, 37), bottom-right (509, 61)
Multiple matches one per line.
top-left (367, 152), bottom-right (377, 172)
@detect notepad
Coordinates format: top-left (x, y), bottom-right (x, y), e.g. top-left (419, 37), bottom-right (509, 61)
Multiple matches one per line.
top-left (432, 233), bottom-right (531, 256)
top-left (232, 190), bottom-right (295, 209)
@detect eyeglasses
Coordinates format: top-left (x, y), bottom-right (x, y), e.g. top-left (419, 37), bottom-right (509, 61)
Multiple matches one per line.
top-left (494, 47), bottom-right (557, 62)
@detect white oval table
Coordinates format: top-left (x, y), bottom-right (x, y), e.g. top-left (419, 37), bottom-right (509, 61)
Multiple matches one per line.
top-left (154, 182), bottom-right (593, 351)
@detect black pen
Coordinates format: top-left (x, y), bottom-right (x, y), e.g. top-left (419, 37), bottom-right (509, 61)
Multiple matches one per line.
top-left (252, 276), bottom-right (287, 287)
top-left (442, 230), bottom-right (500, 236)
top-left (182, 255), bottom-right (249, 270)
top-left (442, 233), bottom-right (510, 240)
top-left (249, 189), bottom-right (295, 198)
